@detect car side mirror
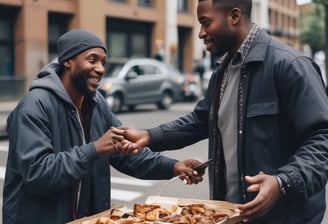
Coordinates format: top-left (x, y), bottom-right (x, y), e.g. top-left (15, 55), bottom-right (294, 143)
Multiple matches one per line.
top-left (126, 71), bottom-right (138, 80)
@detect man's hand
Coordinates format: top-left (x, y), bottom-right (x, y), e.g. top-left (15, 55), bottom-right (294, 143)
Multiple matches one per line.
top-left (111, 126), bottom-right (150, 154)
top-left (236, 172), bottom-right (282, 222)
top-left (93, 129), bottom-right (124, 155)
top-left (173, 160), bottom-right (205, 185)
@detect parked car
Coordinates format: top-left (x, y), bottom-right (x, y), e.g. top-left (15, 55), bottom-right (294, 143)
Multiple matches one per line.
top-left (202, 69), bottom-right (214, 95)
top-left (181, 73), bottom-right (202, 101)
top-left (99, 58), bottom-right (185, 113)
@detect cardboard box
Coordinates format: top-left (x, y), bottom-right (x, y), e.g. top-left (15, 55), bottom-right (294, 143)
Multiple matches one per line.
top-left (67, 196), bottom-right (242, 224)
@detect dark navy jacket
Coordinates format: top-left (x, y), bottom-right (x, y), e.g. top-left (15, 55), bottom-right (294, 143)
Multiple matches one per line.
top-left (147, 30), bottom-right (328, 223)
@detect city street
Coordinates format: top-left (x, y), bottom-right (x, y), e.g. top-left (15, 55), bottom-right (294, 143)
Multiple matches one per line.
top-left (0, 102), bottom-right (327, 223)
top-left (106, 102), bottom-right (211, 208)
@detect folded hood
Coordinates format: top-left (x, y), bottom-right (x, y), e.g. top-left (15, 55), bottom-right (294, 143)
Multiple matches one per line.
top-left (30, 61), bottom-right (73, 106)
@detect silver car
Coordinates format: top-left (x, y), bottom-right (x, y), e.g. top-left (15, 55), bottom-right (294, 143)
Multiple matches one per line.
top-left (99, 58), bottom-right (184, 113)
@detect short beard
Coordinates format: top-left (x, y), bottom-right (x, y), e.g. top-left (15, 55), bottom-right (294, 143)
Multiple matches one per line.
top-left (71, 74), bottom-right (95, 99)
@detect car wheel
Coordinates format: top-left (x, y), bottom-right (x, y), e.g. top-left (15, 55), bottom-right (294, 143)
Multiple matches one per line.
top-left (157, 91), bottom-right (173, 110)
top-left (185, 95), bottom-right (198, 102)
top-left (128, 105), bottom-right (136, 111)
top-left (111, 93), bottom-right (122, 113)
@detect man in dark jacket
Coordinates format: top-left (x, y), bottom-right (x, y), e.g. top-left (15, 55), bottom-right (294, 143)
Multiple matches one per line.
top-left (112, 0), bottom-right (328, 223)
top-left (2, 29), bottom-right (204, 224)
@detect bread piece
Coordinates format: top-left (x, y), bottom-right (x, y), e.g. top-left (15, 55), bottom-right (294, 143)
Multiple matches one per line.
top-left (95, 217), bottom-right (115, 224)
top-left (133, 203), bottom-right (160, 220)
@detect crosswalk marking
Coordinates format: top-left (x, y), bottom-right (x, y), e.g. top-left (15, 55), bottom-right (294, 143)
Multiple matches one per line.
top-left (111, 189), bottom-right (143, 202)
top-left (110, 177), bottom-right (158, 202)
top-left (0, 166), bottom-right (5, 180)
top-left (0, 143), bottom-right (8, 180)
top-left (111, 177), bottom-right (155, 187)
top-left (0, 145), bottom-right (8, 152)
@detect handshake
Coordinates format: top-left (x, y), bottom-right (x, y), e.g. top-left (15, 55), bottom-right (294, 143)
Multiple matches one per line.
top-left (93, 126), bottom-right (208, 185)
top-left (93, 126), bottom-right (151, 156)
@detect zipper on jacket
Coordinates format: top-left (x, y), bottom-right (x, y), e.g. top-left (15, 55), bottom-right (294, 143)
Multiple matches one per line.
top-left (238, 68), bottom-right (248, 202)
top-left (240, 174), bottom-right (247, 201)
top-left (73, 108), bottom-right (86, 216)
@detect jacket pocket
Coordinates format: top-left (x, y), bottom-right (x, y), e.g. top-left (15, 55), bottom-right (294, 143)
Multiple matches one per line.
top-left (247, 101), bottom-right (279, 118)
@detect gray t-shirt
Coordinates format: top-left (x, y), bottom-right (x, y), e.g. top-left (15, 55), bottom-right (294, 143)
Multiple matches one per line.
top-left (218, 60), bottom-right (241, 203)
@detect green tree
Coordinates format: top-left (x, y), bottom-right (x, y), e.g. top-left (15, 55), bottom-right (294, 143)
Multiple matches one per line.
top-left (313, 0), bottom-right (328, 79)
top-left (300, 3), bottom-right (325, 55)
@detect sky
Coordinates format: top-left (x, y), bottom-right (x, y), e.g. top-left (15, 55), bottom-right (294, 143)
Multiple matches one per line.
top-left (297, 0), bottom-right (312, 5)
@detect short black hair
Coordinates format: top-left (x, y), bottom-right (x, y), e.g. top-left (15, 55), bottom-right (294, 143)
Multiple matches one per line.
top-left (212, 0), bottom-right (252, 17)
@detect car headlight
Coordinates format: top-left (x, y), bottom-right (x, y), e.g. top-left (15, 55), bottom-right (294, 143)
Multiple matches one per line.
top-left (100, 82), bottom-right (113, 92)
top-left (175, 76), bottom-right (184, 84)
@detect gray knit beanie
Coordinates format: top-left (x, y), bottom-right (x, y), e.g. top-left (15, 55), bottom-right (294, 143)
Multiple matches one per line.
top-left (57, 29), bottom-right (107, 64)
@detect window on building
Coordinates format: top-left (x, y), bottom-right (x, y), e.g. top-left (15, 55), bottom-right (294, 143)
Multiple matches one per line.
top-left (107, 19), bottom-right (151, 58)
top-left (138, 0), bottom-right (152, 7)
top-left (131, 33), bottom-right (147, 57)
top-left (109, 32), bottom-right (127, 57)
top-left (48, 13), bottom-right (70, 62)
top-left (0, 7), bottom-right (15, 76)
top-left (177, 0), bottom-right (188, 13)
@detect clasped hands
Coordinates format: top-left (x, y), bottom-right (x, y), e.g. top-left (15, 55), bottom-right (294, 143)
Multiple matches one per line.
top-left (93, 126), bottom-right (204, 185)
top-left (93, 126), bottom-right (153, 155)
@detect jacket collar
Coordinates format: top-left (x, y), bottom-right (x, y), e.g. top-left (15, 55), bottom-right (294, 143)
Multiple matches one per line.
top-left (244, 29), bottom-right (272, 64)
top-left (216, 28), bottom-right (271, 68)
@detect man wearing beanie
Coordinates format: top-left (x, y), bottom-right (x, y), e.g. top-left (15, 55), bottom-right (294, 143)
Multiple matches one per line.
top-left (2, 29), bottom-right (204, 224)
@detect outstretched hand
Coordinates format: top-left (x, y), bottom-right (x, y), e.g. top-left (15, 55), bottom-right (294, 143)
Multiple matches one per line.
top-left (174, 160), bottom-right (205, 185)
top-left (236, 172), bottom-right (282, 222)
top-left (111, 126), bottom-right (150, 154)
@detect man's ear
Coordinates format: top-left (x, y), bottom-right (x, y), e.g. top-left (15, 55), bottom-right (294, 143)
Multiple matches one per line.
top-left (231, 8), bottom-right (241, 25)
top-left (63, 60), bottom-right (71, 68)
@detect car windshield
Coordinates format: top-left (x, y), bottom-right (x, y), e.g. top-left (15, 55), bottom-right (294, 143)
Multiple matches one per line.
top-left (105, 62), bottom-right (124, 77)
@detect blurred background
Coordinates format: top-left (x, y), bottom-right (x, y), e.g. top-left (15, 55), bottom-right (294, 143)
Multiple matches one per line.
top-left (0, 0), bottom-right (327, 223)
top-left (0, 0), bottom-right (326, 110)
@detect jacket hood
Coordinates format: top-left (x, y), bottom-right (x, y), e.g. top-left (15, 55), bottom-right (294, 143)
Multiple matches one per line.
top-left (30, 62), bottom-right (73, 106)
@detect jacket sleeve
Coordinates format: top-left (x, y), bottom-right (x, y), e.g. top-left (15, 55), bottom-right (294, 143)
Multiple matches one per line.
top-left (96, 95), bottom-right (179, 180)
top-left (147, 89), bottom-right (213, 151)
top-left (109, 148), bottom-right (178, 180)
top-left (7, 96), bottom-right (99, 195)
top-left (275, 56), bottom-right (328, 200)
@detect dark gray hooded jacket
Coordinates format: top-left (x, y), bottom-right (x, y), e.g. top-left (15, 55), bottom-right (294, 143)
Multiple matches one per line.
top-left (3, 62), bottom-right (177, 224)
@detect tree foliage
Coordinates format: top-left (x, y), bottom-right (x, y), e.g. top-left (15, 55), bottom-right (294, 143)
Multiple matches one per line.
top-left (300, 3), bottom-right (325, 55)
top-left (313, 0), bottom-right (328, 4)
top-left (312, 0), bottom-right (327, 79)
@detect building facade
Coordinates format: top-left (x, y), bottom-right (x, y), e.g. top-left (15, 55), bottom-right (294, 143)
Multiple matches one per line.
top-left (268, 0), bottom-right (300, 49)
top-left (201, 0), bottom-right (300, 71)
top-left (0, 0), bottom-right (198, 101)
top-left (0, 0), bottom-right (300, 101)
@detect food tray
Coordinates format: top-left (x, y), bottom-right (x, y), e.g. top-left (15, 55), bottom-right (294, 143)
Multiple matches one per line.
top-left (67, 196), bottom-right (243, 224)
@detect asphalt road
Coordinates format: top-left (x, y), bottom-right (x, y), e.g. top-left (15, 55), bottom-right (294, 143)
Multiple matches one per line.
top-left (0, 102), bottom-right (327, 223)
top-left (110, 102), bottom-right (210, 208)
